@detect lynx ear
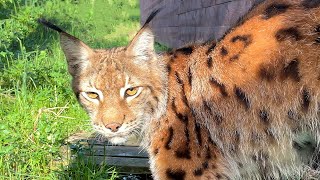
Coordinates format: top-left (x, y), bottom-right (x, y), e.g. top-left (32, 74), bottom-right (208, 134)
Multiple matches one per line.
top-left (126, 9), bottom-right (160, 63)
top-left (38, 18), bottom-right (92, 76)
top-left (126, 27), bottom-right (155, 62)
top-left (59, 33), bottom-right (93, 76)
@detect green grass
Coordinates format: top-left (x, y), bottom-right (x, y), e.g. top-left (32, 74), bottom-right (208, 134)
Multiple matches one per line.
top-left (0, 0), bottom-right (140, 178)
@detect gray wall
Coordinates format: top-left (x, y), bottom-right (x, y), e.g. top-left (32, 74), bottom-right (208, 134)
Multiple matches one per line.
top-left (140, 0), bottom-right (264, 48)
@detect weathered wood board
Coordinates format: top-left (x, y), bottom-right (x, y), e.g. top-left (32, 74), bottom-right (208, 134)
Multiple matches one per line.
top-left (61, 132), bottom-right (150, 174)
top-left (140, 0), bottom-right (265, 48)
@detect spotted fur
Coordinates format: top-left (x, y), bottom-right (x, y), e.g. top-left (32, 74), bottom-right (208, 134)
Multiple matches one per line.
top-left (40, 0), bottom-right (320, 179)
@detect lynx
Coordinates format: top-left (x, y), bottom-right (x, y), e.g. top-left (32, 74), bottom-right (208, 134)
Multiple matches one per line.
top-left (40, 0), bottom-right (320, 179)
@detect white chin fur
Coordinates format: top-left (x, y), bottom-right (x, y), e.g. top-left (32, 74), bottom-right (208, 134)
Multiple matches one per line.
top-left (108, 136), bottom-right (128, 145)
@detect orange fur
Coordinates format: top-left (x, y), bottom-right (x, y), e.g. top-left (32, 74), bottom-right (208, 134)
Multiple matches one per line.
top-left (42, 0), bottom-right (320, 179)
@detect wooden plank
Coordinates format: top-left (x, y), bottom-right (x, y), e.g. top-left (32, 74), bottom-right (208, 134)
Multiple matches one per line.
top-left (65, 132), bottom-right (141, 146)
top-left (86, 156), bottom-right (150, 168)
top-left (84, 145), bottom-right (148, 158)
top-left (62, 132), bottom-right (151, 173)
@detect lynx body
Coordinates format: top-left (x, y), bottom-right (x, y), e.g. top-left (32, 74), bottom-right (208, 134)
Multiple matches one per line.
top-left (40, 0), bottom-right (320, 179)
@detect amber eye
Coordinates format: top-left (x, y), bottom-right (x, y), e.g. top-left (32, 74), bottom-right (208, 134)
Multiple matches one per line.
top-left (125, 87), bottom-right (138, 97)
top-left (86, 92), bottom-right (99, 99)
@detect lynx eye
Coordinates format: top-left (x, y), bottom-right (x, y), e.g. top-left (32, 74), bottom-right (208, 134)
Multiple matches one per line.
top-left (125, 87), bottom-right (138, 97)
top-left (86, 92), bottom-right (99, 99)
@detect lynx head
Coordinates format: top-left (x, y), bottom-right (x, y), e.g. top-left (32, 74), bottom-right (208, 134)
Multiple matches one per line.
top-left (39, 10), bottom-right (168, 144)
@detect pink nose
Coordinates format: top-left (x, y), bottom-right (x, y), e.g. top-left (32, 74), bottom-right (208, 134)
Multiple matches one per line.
top-left (105, 123), bottom-right (122, 132)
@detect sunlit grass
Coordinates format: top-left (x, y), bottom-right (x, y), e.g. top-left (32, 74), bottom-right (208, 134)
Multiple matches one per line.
top-left (0, 0), bottom-right (139, 178)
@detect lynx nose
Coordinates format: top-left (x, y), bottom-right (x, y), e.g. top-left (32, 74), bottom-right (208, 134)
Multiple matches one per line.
top-left (105, 122), bottom-right (122, 132)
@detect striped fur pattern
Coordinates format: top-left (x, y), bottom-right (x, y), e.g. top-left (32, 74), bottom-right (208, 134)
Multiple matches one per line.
top-left (41, 0), bottom-right (320, 179)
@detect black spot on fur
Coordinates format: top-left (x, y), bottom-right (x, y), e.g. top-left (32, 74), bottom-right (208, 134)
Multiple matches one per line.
top-left (176, 46), bottom-right (193, 55)
top-left (167, 65), bottom-right (171, 73)
top-left (229, 54), bottom-right (240, 61)
top-left (315, 37), bottom-right (320, 43)
top-left (153, 96), bottom-right (159, 103)
top-left (316, 25), bottom-right (320, 32)
top-left (231, 35), bottom-right (252, 47)
top-left (175, 72), bottom-right (183, 85)
top-left (209, 77), bottom-right (229, 97)
top-left (188, 67), bottom-right (192, 86)
top-left (202, 162), bottom-right (209, 169)
top-left (235, 130), bottom-right (241, 145)
top-left (71, 64), bottom-right (80, 71)
top-left (174, 72), bottom-right (190, 109)
top-left (302, 88), bottom-right (311, 111)
top-left (207, 57), bottom-right (213, 68)
top-left (172, 98), bottom-right (178, 111)
top-left (220, 46), bottom-right (228, 56)
top-left (293, 141), bottom-right (303, 150)
top-left (175, 148), bottom-right (191, 159)
top-left (208, 136), bottom-right (215, 145)
top-left (214, 114), bottom-right (223, 125)
top-left (235, 87), bottom-right (251, 110)
top-left (281, 59), bottom-right (300, 82)
top-left (203, 101), bottom-right (223, 124)
top-left (185, 126), bottom-right (190, 143)
top-left (166, 169), bottom-right (186, 180)
top-left (252, 155), bottom-right (258, 162)
top-left (206, 43), bottom-right (216, 55)
top-left (259, 110), bottom-right (270, 124)
top-left (165, 127), bottom-right (174, 150)
top-left (212, 164), bottom-right (217, 169)
top-left (288, 109), bottom-right (295, 120)
top-left (179, 114), bottom-right (188, 124)
top-left (195, 122), bottom-right (202, 146)
top-left (154, 148), bottom-right (159, 155)
top-left (203, 101), bottom-right (213, 115)
top-left (205, 147), bottom-right (212, 160)
top-left (194, 168), bottom-right (203, 176)
top-left (216, 174), bottom-right (222, 179)
top-left (259, 66), bottom-right (275, 81)
top-left (172, 100), bottom-right (188, 124)
top-left (150, 106), bottom-right (154, 113)
top-left (170, 53), bottom-right (177, 62)
top-left (181, 91), bottom-right (190, 109)
top-left (275, 27), bottom-right (302, 41)
top-left (302, 0), bottom-right (320, 8)
top-left (193, 162), bottom-right (209, 176)
top-left (264, 3), bottom-right (290, 19)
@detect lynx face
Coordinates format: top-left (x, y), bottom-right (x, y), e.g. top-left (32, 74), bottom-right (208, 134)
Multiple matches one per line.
top-left (43, 22), bottom-right (168, 144)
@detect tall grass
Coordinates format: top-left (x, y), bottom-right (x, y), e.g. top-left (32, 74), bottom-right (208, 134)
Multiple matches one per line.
top-left (0, 0), bottom-right (139, 178)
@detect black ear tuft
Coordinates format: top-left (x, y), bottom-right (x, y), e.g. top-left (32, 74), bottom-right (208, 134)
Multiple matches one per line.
top-left (38, 18), bottom-right (65, 33)
top-left (142, 8), bottom-right (162, 27)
